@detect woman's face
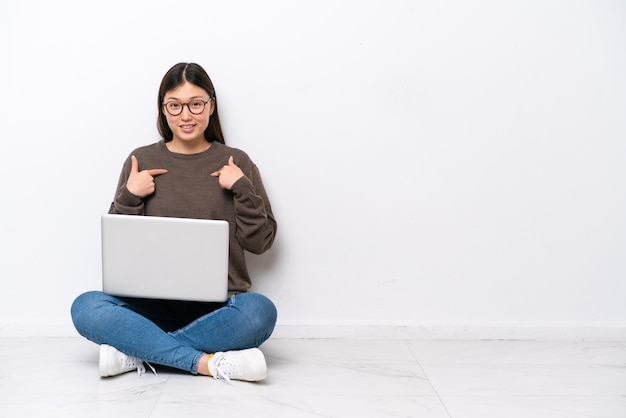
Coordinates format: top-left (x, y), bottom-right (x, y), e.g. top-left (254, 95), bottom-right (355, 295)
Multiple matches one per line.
top-left (163, 81), bottom-right (214, 145)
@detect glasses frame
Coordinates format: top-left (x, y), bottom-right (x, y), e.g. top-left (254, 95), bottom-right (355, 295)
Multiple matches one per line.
top-left (162, 98), bottom-right (213, 116)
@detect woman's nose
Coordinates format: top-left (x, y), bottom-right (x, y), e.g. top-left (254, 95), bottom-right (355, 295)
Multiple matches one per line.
top-left (180, 105), bottom-right (193, 118)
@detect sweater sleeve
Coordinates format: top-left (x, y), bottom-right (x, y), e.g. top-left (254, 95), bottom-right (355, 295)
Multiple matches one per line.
top-left (230, 162), bottom-right (277, 255)
top-left (108, 156), bottom-right (145, 215)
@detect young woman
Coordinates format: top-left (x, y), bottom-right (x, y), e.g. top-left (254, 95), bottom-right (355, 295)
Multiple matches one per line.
top-left (71, 63), bottom-right (277, 382)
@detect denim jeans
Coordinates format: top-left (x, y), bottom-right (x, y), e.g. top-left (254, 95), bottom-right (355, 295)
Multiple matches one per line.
top-left (70, 291), bottom-right (277, 374)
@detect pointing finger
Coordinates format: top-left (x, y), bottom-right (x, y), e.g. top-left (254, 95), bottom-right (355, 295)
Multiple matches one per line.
top-left (146, 168), bottom-right (168, 177)
top-left (228, 156), bottom-right (235, 167)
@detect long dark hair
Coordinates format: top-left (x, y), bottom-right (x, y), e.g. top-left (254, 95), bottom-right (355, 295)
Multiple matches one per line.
top-left (157, 63), bottom-right (225, 144)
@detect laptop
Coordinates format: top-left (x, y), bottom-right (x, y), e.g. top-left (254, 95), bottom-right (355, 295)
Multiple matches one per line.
top-left (101, 214), bottom-right (229, 302)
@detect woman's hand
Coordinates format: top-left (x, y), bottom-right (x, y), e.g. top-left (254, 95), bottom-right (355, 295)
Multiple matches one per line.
top-left (211, 156), bottom-right (244, 190)
top-left (126, 155), bottom-right (168, 197)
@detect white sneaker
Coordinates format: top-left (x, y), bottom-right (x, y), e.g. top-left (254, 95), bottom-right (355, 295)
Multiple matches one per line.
top-left (208, 348), bottom-right (268, 383)
top-left (99, 344), bottom-right (152, 377)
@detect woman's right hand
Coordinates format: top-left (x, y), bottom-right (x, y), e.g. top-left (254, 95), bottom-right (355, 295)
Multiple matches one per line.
top-left (126, 155), bottom-right (168, 197)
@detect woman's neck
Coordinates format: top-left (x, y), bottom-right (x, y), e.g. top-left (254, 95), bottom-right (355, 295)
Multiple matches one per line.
top-left (166, 138), bottom-right (212, 154)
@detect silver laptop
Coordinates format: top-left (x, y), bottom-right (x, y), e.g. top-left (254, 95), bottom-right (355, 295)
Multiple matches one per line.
top-left (101, 214), bottom-right (229, 302)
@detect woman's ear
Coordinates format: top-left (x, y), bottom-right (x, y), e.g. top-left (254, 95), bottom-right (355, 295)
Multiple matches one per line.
top-left (208, 98), bottom-right (216, 116)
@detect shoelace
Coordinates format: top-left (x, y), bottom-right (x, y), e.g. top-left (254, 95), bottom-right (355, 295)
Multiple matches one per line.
top-left (123, 355), bottom-right (157, 377)
top-left (210, 353), bottom-right (240, 384)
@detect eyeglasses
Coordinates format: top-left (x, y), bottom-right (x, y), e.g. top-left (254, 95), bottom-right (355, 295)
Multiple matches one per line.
top-left (162, 98), bottom-right (213, 116)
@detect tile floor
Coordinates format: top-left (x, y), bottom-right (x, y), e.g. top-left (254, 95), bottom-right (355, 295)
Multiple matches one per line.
top-left (1, 337), bottom-right (625, 417)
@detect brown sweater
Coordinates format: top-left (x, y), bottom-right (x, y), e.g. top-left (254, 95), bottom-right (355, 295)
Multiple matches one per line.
top-left (109, 140), bottom-right (277, 293)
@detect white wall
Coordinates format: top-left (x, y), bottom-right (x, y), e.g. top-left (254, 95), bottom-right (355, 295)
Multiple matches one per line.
top-left (1, 0), bottom-right (624, 338)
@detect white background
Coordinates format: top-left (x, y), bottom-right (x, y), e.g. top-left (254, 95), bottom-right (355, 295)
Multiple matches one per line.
top-left (0, 0), bottom-right (624, 337)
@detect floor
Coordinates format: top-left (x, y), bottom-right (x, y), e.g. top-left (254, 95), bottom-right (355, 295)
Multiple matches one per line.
top-left (1, 337), bottom-right (625, 417)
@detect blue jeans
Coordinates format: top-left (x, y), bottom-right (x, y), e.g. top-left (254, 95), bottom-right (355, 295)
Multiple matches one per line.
top-left (70, 291), bottom-right (277, 374)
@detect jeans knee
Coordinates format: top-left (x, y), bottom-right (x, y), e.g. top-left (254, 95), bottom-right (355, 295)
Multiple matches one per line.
top-left (70, 291), bottom-right (107, 334)
top-left (70, 292), bottom-right (89, 331)
top-left (234, 293), bottom-right (277, 344)
top-left (249, 293), bottom-right (277, 329)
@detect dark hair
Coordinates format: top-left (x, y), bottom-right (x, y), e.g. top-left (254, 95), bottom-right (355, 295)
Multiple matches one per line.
top-left (157, 63), bottom-right (225, 144)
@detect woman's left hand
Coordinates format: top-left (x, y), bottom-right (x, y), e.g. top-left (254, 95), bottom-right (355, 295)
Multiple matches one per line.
top-left (211, 156), bottom-right (244, 190)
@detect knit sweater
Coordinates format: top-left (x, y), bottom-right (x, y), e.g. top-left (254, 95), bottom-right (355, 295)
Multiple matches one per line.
top-left (108, 140), bottom-right (277, 293)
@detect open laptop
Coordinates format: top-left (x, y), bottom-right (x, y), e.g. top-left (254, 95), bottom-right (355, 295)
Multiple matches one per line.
top-left (101, 214), bottom-right (229, 302)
